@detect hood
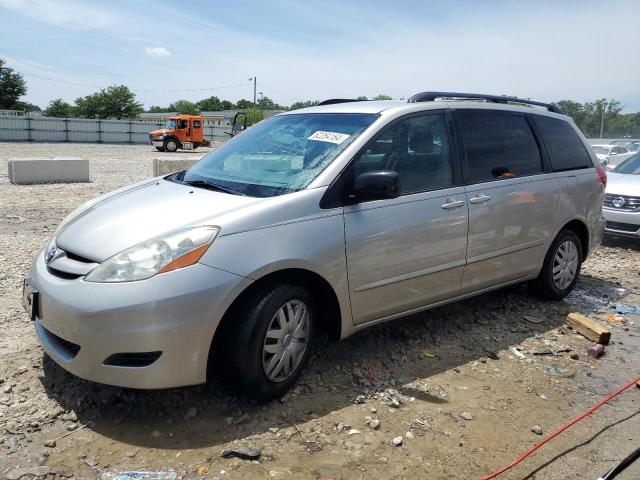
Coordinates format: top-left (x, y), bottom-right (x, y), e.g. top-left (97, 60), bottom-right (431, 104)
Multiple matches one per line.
top-left (56, 179), bottom-right (260, 262)
top-left (606, 172), bottom-right (640, 197)
top-left (150, 128), bottom-right (171, 136)
top-left (595, 153), bottom-right (608, 160)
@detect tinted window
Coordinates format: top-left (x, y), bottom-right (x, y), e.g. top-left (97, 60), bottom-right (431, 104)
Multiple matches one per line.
top-left (193, 120), bottom-right (201, 128)
top-left (533, 115), bottom-right (593, 171)
top-left (351, 113), bottom-right (453, 195)
top-left (458, 111), bottom-right (542, 183)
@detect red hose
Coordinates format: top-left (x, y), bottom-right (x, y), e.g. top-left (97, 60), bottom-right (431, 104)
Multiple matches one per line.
top-left (481, 374), bottom-right (640, 480)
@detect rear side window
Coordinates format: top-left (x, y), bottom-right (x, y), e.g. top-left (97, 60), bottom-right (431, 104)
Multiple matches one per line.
top-left (193, 120), bottom-right (201, 128)
top-left (457, 111), bottom-right (543, 183)
top-left (533, 115), bottom-right (592, 171)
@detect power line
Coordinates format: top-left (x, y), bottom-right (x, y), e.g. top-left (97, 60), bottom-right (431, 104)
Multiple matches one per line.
top-left (21, 72), bottom-right (251, 94)
top-left (257, 81), bottom-right (299, 101)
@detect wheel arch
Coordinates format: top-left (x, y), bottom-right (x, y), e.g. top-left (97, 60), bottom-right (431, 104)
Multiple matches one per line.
top-left (207, 267), bottom-right (343, 379)
top-left (559, 218), bottom-right (590, 260)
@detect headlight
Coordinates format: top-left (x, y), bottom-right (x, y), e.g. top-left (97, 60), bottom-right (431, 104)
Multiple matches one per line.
top-left (85, 226), bottom-right (219, 283)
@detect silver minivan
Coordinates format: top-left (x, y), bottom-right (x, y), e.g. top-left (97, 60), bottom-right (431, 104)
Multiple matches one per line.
top-left (24, 92), bottom-right (606, 400)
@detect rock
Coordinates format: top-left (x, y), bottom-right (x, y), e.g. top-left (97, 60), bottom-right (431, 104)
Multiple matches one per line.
top-left (6, 466), bottom-right (51, 479)
top-left (44, 439), bottom-right (56, 448)
top-left (531, 425), bottom-right (543, 435)
top-left (405, 431), bottom-right (414, 439)
top-left (389, 397), bottom-right (401, 408)
top-left (354, 395), bottom-right (366, 404)
top-left (221, 447), bottom-right (261, 460)
top-left (570, 353), bottom-right (580, 360)
top-left (85, 457), bottom-right (98, 467)
top-left (370, 407), bottom-right (377, 414)
top-left (460, 412), bottom-right (473, 421)
top-left (185, 407), bottom-right (197, 420)
top-left (3, 385), bottom-right (13, 394)
top-left (390, 436), bottom-right (403, 447)
top-left (369, 419), bottom-right (380, 430)
top-left (151, 430), bottom-right (161, 437)
top-left (268, 427), bottom-right (279, 434)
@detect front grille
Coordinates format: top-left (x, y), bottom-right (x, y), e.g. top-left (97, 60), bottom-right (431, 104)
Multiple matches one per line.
top-left (604, 194), bottom-right (640, 211)
top-left (46, 267), bottom-right (83, 280)
top-left (103, 352), bottom-right (162, 367)
top-left (606, 221), bottom-right (640, 233)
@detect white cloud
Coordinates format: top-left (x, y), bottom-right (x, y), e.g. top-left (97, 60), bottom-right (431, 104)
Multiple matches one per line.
top-left (0, 0), bottom-right (118, 30)
top-left (144, 47), bottom-right (171, 58)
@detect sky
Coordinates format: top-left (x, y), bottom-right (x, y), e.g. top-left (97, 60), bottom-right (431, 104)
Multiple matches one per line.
top-left (1, 0), bottom-right (639, 111)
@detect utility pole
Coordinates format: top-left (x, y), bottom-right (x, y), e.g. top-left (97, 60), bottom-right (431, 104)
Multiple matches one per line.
top-left (599, 101), bottom-right (607, 139)
top-left (248, 76), bottom-right (257, 121)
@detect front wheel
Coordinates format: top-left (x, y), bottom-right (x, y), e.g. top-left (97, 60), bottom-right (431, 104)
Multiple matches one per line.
top-left (163, 138), bottom-right (179, 152)
top-left (228, 284), bottom-right (314, 401)
top-left (530, 229), bottom-right (582, 300)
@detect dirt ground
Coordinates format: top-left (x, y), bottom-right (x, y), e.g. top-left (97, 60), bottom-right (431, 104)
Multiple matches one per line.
top-left (1, 143), bottom-right (639, 480)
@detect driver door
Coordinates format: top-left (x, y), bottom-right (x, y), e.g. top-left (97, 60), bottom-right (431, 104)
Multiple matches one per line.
top-left (343, 112), bottom-right (468, 325)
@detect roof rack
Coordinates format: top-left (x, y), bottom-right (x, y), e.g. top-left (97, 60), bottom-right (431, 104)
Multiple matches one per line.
top-left (317, 98), bottom-right (360, 106)
top-left (407, 91), bottom-right (565, 114)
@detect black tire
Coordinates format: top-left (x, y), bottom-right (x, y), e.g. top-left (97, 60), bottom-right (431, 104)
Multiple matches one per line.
top-left (529, 229), bottom-right (583, 300)
top-left (228, 284), bottom-right (315, 401)
top-left (155, 146), bottom-right (165, 152)
top-left (163, 138), bottom-right (179, 152)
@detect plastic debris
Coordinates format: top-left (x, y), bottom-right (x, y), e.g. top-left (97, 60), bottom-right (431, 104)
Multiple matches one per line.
top-left (509, 346), bottom-right (526, 359)
top-left (587, 344), bottom-right (606, 358)
top-left (615, 304), bottom-right (640, 315)
top-left (423, 351), bottom-right (437, 358)
top-left (544, 365), bottom-right (567, 376)
top-left (101, 473), bottom-right (177, 480)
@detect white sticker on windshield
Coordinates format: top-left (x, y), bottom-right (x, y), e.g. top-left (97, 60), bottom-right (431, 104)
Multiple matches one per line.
top-left (308, 130), bottom-right (351, 144)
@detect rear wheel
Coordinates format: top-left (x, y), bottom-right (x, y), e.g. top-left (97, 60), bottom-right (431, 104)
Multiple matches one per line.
top-left (530, 229), bottom-right (582, 300)
top-left (163, 138), bottom-right (179, 152)
top-left (227, 284), bottom-right (314, 401)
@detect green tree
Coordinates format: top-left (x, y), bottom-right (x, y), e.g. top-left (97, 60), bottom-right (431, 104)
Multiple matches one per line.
top-left (73, 85), bottom-right (142, 119)
top-left (236, 99), bottom-right (252, 110)
top-left (289, 100), bottom-right (319, 110)
top-left (14, 101), bottom-right (40, 112)
top-left (257, 96), bottom-right (277, 110)
top-left (220, 100), bottom-right (235, 110)
top-left (372, 94), bottom-right (392, 100)
top-left (356, 96), bottom-right (368, 101)
top-left (73, 93), bottom-right (102, 118)
top-left (43, 98), bottom-right (72, 117)
top-left (168, 99), bottom-right (199, 114)
top-left (197, 96), bottom-right (222, 111)
top-left (148, 105), bottom-right (170, 113)
top-left (0, 58), bottom-right (27, 109)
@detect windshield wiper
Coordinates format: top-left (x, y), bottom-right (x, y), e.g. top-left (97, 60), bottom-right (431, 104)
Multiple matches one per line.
top-left (184, 179), bottom-right (246, 196)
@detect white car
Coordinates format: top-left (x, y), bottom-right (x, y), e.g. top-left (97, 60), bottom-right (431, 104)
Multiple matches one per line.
top-left (604, 153), bottom-right (640, 238)
top-left (591, 144), bottom-right (634, 170)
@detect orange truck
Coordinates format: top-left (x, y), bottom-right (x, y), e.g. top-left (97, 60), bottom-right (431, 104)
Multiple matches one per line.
top-left (149, 114), bottom-right (211, 152)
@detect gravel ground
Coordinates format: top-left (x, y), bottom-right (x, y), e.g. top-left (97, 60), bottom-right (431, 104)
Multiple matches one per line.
top-left (1, 143), bottom-right (639, 480)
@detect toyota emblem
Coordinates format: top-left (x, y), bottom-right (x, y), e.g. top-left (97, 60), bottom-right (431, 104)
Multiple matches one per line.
top-left (612, 197), bottom-right (626, 208)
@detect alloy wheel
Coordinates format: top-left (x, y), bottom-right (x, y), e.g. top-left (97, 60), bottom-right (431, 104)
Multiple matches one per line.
top-left (552, 239), bottom-right (579, 289)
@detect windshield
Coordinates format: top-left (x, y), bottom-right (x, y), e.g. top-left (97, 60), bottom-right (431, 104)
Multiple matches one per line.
top-left (614, 153), bottom-right (640, 174)
top-left (183, 113), bottom-right (378, 197)
top-left (591, 146), bottom-right (608, 155)
top-left (165, 119), bottom-right (177, 129)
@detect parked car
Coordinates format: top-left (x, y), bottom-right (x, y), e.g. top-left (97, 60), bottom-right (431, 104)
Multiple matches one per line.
top-left (603, 153), bottom-right (640, 237)
top-left (23, 92), bottom-right (606, 400)
top-left (591, 144), bottom-right (634, 169)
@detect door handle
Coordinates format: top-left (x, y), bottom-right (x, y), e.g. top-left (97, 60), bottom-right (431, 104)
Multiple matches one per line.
top-left (441, 199), bottom-right (466, 210)
top-left (469, 194), bottom-right (491, 205)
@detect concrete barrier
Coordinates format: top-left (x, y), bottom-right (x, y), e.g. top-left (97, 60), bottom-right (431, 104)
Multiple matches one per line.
top-left (8, 158), bottom-right (90, 185)
top-left (153, 159), bottom-right (199, 177)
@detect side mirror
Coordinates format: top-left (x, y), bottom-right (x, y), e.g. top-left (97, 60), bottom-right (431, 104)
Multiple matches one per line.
top-left (353, 170), bottom-right (400, 201)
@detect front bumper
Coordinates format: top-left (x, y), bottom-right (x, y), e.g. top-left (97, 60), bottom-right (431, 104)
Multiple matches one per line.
top-left (603, 208), bottom-right (640, 237)
top-left (150, 138), bottom-right (164, 147)
top-left (28, 250), bottom-right (251, 389)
